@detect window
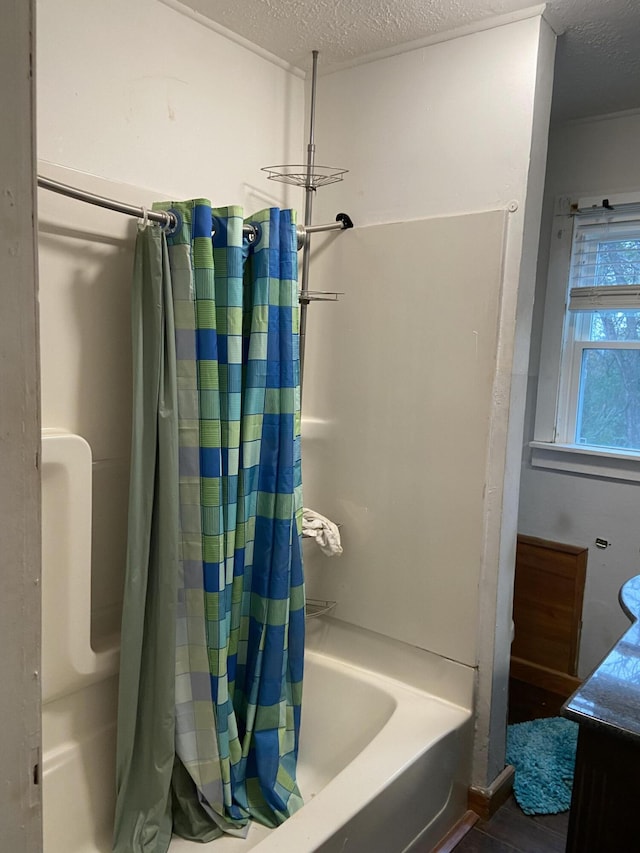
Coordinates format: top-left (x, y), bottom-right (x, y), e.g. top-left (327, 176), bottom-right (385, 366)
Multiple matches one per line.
top-left (559, 213), bottom-right (640, 450)
top-left (532, 196), bottom-right (640, 480)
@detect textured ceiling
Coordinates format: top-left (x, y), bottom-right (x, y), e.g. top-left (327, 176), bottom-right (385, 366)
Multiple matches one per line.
top-left (177, 0), bottom-right (640, 121)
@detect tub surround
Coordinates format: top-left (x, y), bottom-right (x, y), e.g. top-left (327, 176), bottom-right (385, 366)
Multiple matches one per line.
top-left (562, 574), bottom-right (640, 851)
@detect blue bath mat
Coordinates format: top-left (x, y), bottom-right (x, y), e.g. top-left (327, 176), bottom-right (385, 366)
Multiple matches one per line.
top-left (506, 717), bottom-right (578, 815)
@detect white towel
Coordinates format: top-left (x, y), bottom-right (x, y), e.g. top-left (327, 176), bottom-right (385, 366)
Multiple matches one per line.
top-left (302, 508), bottom-right (343, 557)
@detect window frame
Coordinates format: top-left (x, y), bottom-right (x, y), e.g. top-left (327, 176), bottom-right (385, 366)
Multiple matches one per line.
top-left (531, 193), bottom-right (640, 481)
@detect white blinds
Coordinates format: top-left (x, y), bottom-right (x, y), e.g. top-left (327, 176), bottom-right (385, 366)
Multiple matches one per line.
top-left (569, 284), bottom-right (640, 311)
top-left (569, 214), bottom-right (640, 311)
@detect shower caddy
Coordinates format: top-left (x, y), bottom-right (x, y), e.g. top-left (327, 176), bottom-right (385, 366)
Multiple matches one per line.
top-left (264, 51), bottom-right (346, 619)
top-left (262, 49), bottom-right (352, 379)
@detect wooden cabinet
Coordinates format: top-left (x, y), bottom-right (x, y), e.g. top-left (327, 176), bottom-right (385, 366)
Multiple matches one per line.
top-left (565, 725), bottom-right (640, 852)
top-left (510, 535), bottom-right (587, 719)
top-left (563, 574), bottom-right (640, 852)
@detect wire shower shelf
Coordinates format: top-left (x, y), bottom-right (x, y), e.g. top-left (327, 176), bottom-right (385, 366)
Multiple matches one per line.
top-left (305, 598), bottom-right (337, 619)
top-left (261, 164), bottom-right (348, 190)
top-left (299, 290), bottom-right (343, 303)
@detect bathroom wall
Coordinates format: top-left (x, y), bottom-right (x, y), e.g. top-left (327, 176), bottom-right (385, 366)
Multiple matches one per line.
top-left (301, 13), bottom-right (556, 785)
top-left (36, 0), bottom-right (556, 796)
top-left (519, 109), bottom-right (640, 677)
top-left (37, 0), bottom-right (305, 645)
top-left (38, 0), bottom-right (304, 204)
top-left (1, 2), bottom-right (41, 850)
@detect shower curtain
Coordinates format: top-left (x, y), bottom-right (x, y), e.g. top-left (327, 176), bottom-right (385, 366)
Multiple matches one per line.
top-left (113, 201), bottom-right (305, 853)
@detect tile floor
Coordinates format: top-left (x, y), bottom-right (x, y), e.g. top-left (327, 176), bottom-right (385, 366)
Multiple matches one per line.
top-left (455, 796), bottom-right (569, 853)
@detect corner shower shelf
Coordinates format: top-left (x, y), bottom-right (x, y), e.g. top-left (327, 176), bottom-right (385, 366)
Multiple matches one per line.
top-left (305, 598), bottom-right (337, 619)
top-left (262, 164), bottom-right (348, 190)
top-left (299, 290), bottom-right (343, 303)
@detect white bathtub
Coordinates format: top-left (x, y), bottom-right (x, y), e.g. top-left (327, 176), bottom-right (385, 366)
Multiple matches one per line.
top-left (42, 433), bottom-right (473, 853)
top-left (172, 619), bottom-right (473, 853)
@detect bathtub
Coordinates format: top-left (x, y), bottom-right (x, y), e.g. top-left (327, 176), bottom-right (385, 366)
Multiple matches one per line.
top-left (172, 619), bottom-right (473, 853)
top-left (42, 432), bottom-right (473, 853)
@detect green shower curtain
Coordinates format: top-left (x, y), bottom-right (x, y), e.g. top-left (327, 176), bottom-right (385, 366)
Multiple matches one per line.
top-left (113, 201), bottom-right (305, 853)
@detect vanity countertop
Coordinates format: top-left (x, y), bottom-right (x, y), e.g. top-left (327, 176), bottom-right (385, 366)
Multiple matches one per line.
top-left (562, 574), bottom-right (640, 741)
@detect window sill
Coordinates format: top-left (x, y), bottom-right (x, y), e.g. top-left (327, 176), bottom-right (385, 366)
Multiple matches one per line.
top-left (529, 441), bottom-right (640, 483)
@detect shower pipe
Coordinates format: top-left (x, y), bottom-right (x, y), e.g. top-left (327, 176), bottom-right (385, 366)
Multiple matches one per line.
top-left (36, 175), bottom-right (351, 251)
top-left (297, 49), bottom-right (319, 384)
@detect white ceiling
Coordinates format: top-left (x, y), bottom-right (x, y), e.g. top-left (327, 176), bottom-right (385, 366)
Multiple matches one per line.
top-left (177, 0), bottom-right (640, 121)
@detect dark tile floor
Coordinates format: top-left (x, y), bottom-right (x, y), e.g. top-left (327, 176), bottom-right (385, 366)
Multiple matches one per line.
top-left (455, 796), bottom-right (569, 853)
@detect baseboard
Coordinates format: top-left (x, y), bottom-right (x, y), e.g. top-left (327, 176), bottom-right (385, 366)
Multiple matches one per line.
top-left (468, 764), bottom-right (515, 821)
top-left (429, 810), bottom-right (479, 852)
top-left (510, 657), bottom-right (582, 698)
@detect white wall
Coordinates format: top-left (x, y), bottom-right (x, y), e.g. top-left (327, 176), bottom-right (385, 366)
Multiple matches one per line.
top-left (38, 0), bottom-right (304, 206)
top-left (520, 110), bottom-right (640, 677)
top-left (312, 16), bottom-right (550, 228)
top-left (303, 14), bottom-right (555, 786)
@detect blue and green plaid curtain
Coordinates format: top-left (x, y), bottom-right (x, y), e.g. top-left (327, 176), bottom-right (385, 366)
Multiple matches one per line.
top-left (113, 201), bottom-right (304, 853)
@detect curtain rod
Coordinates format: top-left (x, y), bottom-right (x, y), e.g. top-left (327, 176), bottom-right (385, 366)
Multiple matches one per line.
top-left (37, 175), bottom-right (353, 250)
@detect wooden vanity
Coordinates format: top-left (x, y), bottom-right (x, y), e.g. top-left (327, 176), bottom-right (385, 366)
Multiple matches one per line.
top-left (562, 574), bottom-right (640, 852)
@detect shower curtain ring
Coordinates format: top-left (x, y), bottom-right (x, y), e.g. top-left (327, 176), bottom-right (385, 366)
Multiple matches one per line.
top-left (138, 206), bottom-right (148, 230)
top-left (162, 208), bottom-right (180, 235)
